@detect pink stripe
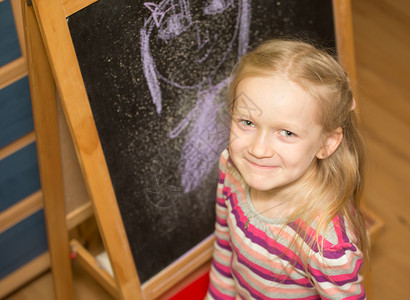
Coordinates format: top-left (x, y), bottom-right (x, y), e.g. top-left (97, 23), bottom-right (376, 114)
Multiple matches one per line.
top-left (233, 269), bottom-right (320, 300)
top-left (208, 283), bottom-right (235, 300)
top-left (290, 219), bottom-right (333, 250)
top-left (214, 245), bottom-right (231, 262)
top-left (229, 220), bottom-right (311, 286)
top-left (222, 176), bottom-right (291, 248)
top-left (288, 220), bottom-right (357, 259)
top-left (232, 241), bottom-right (311, 286)
top-left (233, 269), bottom-right (272, 299)
top-left (332, 215), bottom-right (349, 244)
top-left (232, 249), bottom-right (313, 291)
top-left (320, 285), bottom-right (365, 300)
top-left (343, 285), bottom-right (366, 300)
top-left (226, 189), bottom-right (304, 267)
top-left (216, 215), bottom-right (227, 226)
top-left (215, 226), bottom-right (229, 238)
top-left (309, 257), bottom-right (362, 284)
top-left (319, 281), bottom-right (365, 299)
top-left (215, 237), bottom-right (230, 249)
top-left (219, 169), bottom-right (226, 180)
top-left (213, 260), bottom-right (232, 276)
top-left (216, 196), bottom-right (226, 207)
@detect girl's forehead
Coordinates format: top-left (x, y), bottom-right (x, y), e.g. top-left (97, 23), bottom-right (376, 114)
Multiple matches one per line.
top-left (233, 76), bottom-right (318, 109)
top-left (232, 76), bottom-right (323, 127)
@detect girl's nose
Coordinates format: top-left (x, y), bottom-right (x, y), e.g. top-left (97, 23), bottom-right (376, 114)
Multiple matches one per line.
top-left (248, 131), bottom-right (274, 158)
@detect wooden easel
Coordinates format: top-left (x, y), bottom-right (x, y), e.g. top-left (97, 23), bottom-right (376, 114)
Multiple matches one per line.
top-left (22, 0), bottom-right (384, 299)
top-left (21, 1), bottom-right (72, 299)
top-left (22, 0), bottom-right (142, 299)
top-left (22, 0), bottom-right (214, 299)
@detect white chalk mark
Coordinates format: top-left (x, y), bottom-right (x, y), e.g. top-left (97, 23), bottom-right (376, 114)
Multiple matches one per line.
top-left (140, 0), bottom-right (252, 192)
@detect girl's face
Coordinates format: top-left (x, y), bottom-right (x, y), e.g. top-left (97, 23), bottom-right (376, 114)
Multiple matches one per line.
top-left (229, 76), bottom-right (327, 196)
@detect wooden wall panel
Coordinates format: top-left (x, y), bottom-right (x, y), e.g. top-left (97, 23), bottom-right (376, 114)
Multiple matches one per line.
top-left (352, 0), bottom-right (410, 299)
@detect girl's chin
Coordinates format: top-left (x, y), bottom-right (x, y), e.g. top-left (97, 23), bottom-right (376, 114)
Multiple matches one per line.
top-left (246, 180), bottom-right (279, 193)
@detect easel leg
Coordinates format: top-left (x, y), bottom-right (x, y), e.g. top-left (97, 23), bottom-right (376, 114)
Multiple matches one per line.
top-left (21, 1), bottom-right (74, 299)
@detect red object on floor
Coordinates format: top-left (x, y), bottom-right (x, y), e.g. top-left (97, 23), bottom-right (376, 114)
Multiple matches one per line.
top-left (169, 271), bottom-right (210, 300)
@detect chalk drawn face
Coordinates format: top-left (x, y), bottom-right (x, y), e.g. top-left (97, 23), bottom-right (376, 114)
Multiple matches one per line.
top-left (140, 0), bottom-right (251, 193)
top-left (145, 0), bottom-right (240, 88)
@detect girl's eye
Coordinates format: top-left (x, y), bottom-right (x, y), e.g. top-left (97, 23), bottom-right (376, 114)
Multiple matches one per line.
top-left (240, 120), bottom-right (255, 127)
top-left (280, 130), bottom-right (295, 137)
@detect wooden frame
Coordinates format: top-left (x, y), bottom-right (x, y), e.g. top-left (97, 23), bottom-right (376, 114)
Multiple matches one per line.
top-left (0, 1), bottom-right (97, 295)
top-left (21, 1), bottom-right (73, 299)
top-left (333, 0), bottom-right (358, 93)
top-left (0, 0), bottom-right (47, 297)
top-left (22, 0), bottom-right (143, 299)
top-left (0, 0), bottom-right (28, 90)
top-left (22, 0), bottom-right (383, 299)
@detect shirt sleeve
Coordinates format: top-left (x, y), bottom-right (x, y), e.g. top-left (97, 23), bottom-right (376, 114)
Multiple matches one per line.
top-left (206, 150), bottom-right (236, 299)
top-left (308, 241), bottom-right (366, 300)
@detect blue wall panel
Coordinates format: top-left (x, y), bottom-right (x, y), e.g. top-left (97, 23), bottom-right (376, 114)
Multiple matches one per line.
top-left (0, 209), bottom-right (48, 279)
top-left (0, 76), bottom-right (34, 149)
top-left (0, 142), bottom-right (41, 212)
top-left (0, 0), bottom-right (48, 282)
top-left (0, 0), bottom-right (21, 67)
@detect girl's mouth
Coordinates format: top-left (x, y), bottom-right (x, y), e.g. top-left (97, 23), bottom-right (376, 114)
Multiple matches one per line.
top-left (246, 159), bottom-right (277, 169)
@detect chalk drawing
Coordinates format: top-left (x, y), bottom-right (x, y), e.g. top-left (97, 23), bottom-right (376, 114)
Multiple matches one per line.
top-left (141, 0), bottom-right (251, 192)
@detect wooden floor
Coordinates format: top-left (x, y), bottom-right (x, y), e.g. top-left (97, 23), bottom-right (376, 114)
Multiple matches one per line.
top-left (3, 0), bottom-right (410, 299)
top-left (352, 0), bottom-right (410, 299)
top-left (3, 261), bottom-right (115, 300)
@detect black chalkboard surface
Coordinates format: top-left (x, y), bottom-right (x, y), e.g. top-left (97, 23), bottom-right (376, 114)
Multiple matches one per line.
top-left (67, 0), bottom-right (335, 283)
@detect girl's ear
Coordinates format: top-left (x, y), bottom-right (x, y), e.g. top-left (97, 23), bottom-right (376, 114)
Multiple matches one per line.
top-left (316, 127), bottom-right (343, 159)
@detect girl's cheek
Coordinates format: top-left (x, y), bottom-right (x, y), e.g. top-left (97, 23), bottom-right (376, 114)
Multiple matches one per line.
top-left (230, 123), bottom-right (246, 139)
top-left (230, 131), bottom-right (252, 150)
top-left (229, 129), bottom-right (241, 145)
top-left (273, 140), bottom-right (294, 156)
top-left (229, 127), bottom-right (239, 139)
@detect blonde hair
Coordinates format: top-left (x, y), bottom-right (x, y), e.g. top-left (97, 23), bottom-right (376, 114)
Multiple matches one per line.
top-left (229, 39), bottom-right (369, 272)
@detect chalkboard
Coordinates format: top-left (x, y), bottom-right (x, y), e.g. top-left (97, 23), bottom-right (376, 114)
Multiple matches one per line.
top-left (67, 0), bottom-right (335, 283)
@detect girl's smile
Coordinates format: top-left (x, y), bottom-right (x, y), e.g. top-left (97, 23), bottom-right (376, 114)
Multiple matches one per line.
top-left (245, 158), bottom-right (278, 169)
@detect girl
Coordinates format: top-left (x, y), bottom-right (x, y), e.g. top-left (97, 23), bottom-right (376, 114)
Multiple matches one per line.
top-left (206, 40), bottom-right (368, 299)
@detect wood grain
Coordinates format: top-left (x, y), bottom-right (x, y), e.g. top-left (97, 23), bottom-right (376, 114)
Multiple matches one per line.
top-left (333, 0), bottom-right (358, 92)
top-left (3, 254), bottom-right (115, 300)
top-left (0, 56), bottom-right (27, 90)
top-left (56, 92), bottom-right (90, 215)
top-left (352, 0), bottom-right (410, 299)
top-left (0, 190), bottom-right (42, 233)
top-left (62, 0), bottom-right (98, 17)
top-left (142, 235), bottom-right (214, 299)
top-left (11, 0), bottom-right (26, 58)
top-left (0, 252), bottom-right (50, 299)
top-left (29, 0), bottom-right (143, 298)
top-left (0, 131), bottom-right (35, 161)
top-left (22, 1), bottom-right (74, 299)
top-left (70, 239), bottom-right (119, 299)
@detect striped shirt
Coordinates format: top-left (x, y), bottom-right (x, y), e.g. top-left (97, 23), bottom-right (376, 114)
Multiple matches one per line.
top-left (206, 149), bottom-right (365, 300)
